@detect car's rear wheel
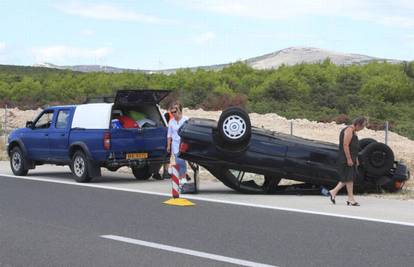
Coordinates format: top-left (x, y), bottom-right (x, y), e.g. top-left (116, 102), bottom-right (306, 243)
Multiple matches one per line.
top-left (10, 147), bottom-right (29, 176)
top-left (71, 151), bottom-right (93, 182)
top-left (132, 166), bottom-right (152, 180)
top-left (359, 138), bottom-right (377, 151)
top-left (217, 107), bottom-right (251, 145)
top-left (359, 142), bottom-right (394, 176)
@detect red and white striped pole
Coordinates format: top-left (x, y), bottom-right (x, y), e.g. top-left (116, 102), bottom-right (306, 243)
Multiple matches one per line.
top-left (164, 164), bottom-right (195, 206)
top-left (169, 165), bottom-right (180, 198)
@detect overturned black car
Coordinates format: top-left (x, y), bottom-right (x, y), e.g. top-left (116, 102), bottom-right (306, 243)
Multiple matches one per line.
top-left (178, 107), bottom-right (410, 194)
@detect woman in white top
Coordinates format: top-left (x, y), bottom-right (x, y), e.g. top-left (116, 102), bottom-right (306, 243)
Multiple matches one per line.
top-left (167, 102), bottom-right (189, 179)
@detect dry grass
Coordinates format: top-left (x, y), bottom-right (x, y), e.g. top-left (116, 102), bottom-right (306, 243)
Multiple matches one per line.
top-left (0, 136), bottom-right (8, 161)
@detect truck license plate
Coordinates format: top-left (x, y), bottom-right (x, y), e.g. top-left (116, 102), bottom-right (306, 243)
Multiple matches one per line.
top-left (126, 153), bottom-right (148, 159)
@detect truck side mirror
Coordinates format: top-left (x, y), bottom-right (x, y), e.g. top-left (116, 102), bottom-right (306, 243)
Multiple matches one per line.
top-left (26, 121), bottom-right (33, 128)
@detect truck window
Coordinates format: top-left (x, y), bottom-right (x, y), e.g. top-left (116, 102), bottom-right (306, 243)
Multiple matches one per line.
top-left (56, 110), bottom-right (70, 129)
top-left (33, 110), bottom-right (54, 129)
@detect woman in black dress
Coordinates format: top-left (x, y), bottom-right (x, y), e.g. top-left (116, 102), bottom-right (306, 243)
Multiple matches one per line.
top-left (328, 117), bottom-right (368, 206)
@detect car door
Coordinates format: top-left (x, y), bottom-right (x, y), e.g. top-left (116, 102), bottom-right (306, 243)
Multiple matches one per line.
top-left (23, 109), bottom-right (55, 161)
top-left (48, 108), bottom-right (73, 161)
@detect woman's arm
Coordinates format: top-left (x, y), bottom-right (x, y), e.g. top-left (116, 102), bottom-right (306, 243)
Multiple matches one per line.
top-left (167, 122), bottom-right (172, 153)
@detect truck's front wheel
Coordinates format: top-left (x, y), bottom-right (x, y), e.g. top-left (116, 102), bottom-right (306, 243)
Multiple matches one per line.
top-left (10, 147), bottom-right (29, 176)
top-left (71, 151), bottom-right (92, 182)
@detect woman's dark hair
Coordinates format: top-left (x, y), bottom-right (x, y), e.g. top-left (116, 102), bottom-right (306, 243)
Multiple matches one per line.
top-left (352, 117), bottom-right (368, 127)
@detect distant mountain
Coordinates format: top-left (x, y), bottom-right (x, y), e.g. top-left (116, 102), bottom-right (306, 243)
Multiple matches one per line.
top-left (32, 62), bottom-right (146, 73)
top-left (33, 47), bottom-right (403, 74)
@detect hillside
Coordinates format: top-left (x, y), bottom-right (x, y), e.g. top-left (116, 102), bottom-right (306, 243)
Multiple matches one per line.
top-left (31, 47), bottom-right (403, 73)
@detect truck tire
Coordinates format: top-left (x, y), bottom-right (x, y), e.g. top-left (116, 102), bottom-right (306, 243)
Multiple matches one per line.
top-left (360, 143), bottom-right (394, 176)
top-left (132, 166), bottom-right (151, 180)
top-left (71, 151), bottom-right (92, 182)
top-left (10, 147), bottom-right (29, 176)
top-left (217, 107), bottom-right (251, 145)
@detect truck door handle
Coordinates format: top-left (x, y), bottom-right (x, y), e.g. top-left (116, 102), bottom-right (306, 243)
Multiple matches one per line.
top-left (45, 133), bottom-right (49, 137)
top-left (60, 133), bottom-right (65, 136)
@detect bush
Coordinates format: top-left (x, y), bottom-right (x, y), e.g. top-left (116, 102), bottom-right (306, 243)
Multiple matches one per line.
top-left (333, 114), bottom-right (350, 124)
top-left (200, 93), bottom-right (247, 110)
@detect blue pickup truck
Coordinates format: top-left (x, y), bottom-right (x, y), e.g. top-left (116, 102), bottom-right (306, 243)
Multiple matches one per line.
top-left (7, 90), bottom-right (170, 182)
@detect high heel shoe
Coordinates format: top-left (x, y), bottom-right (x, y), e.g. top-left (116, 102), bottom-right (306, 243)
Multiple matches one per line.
top-left (328, 192), bottom-right (336, 204)
top-left (346, 201), bottom-right (360, 206)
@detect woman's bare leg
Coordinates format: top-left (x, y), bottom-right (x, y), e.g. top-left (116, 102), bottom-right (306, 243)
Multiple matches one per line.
top-left (329, 182), bottom-right (345, 198)
top-left (345, 181), bottom-right (356, 203)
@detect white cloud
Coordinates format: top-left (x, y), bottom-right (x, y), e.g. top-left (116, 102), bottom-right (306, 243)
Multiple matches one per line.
top-left (55, 2), bottom-right (177, 24)
top-left (32, 45), bottom-right (111, 64)
top-left (403, 34), bottom-right (414, 47)
top-left (0, 42), bottom-right (6, 52)
top-left (80, 29), bottom-right (95, 37)
top-left (179, 0), bottom-right (414, 28)
top-left (192, 32), bottom-right (216, 45)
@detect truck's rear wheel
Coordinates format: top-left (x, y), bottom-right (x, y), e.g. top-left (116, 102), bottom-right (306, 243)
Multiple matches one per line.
top-left (71, 151), bottom-right (92, 182)
top-left (10, 147), bottom-right (29, 176)
top-left (132, 166), bottom-right (151, 180)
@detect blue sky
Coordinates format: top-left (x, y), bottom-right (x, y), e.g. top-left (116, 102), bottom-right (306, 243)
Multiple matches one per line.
top-left (0, 0), bottom-right (413, 69)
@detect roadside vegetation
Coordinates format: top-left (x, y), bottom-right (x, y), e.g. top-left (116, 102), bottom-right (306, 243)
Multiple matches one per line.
top-left (0, 136), bottom-right (7, 161)
top-left (1, 60), bottom-right (414, 139)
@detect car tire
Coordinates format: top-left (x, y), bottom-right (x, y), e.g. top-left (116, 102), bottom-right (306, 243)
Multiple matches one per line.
top-left (359, 142), bottom-right (394, 176)
top-left (71, 151), bottom-right (92, 182)
top-left (10, 147), bottom-right (29, 176)
top-left (132, 166), bottom-right (151, 180)
top-left (217, 107), bottom-right (251, 145)
top-left (359, 138), bottom-right (377, 151)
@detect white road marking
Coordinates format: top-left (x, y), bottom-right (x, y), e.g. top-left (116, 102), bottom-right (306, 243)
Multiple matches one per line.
top-left (1, 173), bottom-right (414, 227)
top-left (101, 234), bottom-right (278, 267)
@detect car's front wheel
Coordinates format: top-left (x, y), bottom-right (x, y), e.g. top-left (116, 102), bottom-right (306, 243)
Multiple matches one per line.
top-left (10, 147), bottom-right (28, 176)
top-left (71, 151), bottom-right (93, 182)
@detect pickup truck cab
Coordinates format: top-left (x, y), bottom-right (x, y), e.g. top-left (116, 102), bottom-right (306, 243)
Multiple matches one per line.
top-left (7, 90), bottom-right (170, 182)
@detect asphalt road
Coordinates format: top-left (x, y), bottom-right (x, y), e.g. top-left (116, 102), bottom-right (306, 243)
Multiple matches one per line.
top-left (0, 175), bottom-right (413, 267)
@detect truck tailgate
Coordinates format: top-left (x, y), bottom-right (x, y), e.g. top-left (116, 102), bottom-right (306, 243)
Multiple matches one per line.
top-left (110, 127), bottom-right (168, 159)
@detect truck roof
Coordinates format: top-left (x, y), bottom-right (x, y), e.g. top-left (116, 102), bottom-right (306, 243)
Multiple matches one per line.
top-left (45, 105), bottom-right (76, 110)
